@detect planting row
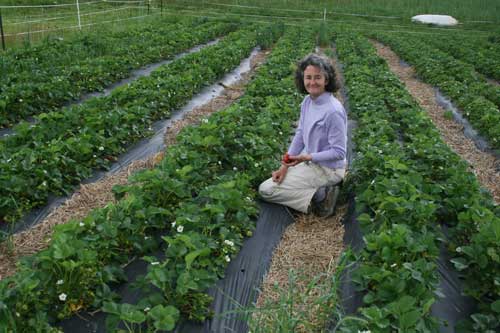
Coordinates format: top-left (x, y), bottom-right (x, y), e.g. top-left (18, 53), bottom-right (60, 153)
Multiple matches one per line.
top-left (335, 32), bottom-right (441, 332)
top-left (420, 34), bottom-right (500, 82)
top-left (335, 32), bottom-right (499, 332)
top-left (0, 16), bottom-right (238, 128)
top-left (372, 33), bottom-right (500, 150)
top-left (0, 25), bottom-right (257, 224)
top-left (0, 25), bottom-right (316, 332)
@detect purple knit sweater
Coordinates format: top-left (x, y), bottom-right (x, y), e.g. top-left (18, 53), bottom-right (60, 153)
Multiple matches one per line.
top-left (288, 92), bottom-right (347, 169)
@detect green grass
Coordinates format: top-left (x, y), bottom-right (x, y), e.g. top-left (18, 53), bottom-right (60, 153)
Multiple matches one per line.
top-left (179, 0), bottom-right (500, 22)
top-left (1, 0), bottom-right (498, 50)
top-left (241, 253), bottom-right (353, 333)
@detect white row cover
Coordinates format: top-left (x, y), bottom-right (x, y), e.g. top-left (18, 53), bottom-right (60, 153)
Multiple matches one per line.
top-left (412, 14), bottom-right (459, 26)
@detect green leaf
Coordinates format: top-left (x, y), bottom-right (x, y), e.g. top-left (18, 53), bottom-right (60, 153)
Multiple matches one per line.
top-left (120, 304), bottom-right (146, 324)
top-left (450, 257), bottom-right (469, 271)
top-left (362, 293), bottom-right (375, 304)
top-left (398, 295), bottom-right (416, 313)
top-left (400, 309), bottom-right (420, 329)
top-left (423, 297), bottom-right (435, 314)
top-left (185, 248), bottom-right (211, 269)
top-left (148, 305), bottom-right (180, 331)
top-left (102, 301), bottom-right (121, 316)
top-left (491, 300), bottom-right (500, 313)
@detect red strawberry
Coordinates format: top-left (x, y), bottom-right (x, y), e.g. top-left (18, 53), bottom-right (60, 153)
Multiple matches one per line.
top-left (283, 153), bottom-right (292, 163)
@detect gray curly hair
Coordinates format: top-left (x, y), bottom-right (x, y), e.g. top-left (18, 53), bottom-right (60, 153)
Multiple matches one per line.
top-left (295, 53), bottom-right (338, 94)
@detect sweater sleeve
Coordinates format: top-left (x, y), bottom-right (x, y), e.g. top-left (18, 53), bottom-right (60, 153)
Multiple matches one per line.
top-left (310, 107), bottom-right (347, 162)
top-left (288, 101), bottom-right (306, 155)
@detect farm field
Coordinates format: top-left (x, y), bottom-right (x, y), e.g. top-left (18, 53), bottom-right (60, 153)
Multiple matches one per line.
top-left (0, 0), bottom-right (499, 332)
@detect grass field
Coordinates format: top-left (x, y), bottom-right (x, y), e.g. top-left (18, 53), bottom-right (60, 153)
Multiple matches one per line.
top-left (0, 0), bottom-right (498, 49)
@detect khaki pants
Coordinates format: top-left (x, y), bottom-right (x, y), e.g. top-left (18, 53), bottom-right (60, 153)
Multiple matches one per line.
top-left (259, 162), bottom-right (345, 213)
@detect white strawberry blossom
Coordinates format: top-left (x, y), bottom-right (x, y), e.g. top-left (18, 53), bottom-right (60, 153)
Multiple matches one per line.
top-left (171, 221), bottom-right (176, 228)
top-left (224, 240), bottom-right (234, 247)
top-left (177, 225), bottom-right (184, 233)
top-left (151, 262), bottom-right (160, 266)
top-left (59, 293), bottom-right (67, 301)
top-left (56, 279), bottom-right (64, 285)
top-left (233, 167), bottom-right (237, 171)
top-left (99, 146), bottom-right (104, 151)
top-left (79, 222), bottom-right (85, 227)
top-left (225, 255), bottom-right (231, 262)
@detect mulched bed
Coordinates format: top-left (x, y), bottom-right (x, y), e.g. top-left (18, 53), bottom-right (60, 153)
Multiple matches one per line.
top-left (373, 40), bottom-right (499, 203)
top-left (0, 50), bottom-right (269, 280)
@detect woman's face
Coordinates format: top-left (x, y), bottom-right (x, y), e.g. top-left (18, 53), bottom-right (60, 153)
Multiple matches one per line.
top-left (304, 65), bottom-right (327, 98)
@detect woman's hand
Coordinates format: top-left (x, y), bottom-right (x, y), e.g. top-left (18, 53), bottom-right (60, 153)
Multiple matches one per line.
top-left (272, 165), bottom-right (288, 184)
top-left (287, 153), bottom-right (312, 165)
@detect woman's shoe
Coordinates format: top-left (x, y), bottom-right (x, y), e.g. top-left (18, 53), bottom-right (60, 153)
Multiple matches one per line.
top-left (313, 185), bottom-right (340, 217)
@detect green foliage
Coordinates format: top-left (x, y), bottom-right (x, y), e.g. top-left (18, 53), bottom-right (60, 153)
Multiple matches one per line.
top-left (372, 32), bottom-right (500, 150)
top-left (0, 25), bottom-right (316, 331)
top-left (317, 21), bottom-right (330, 48)
top-left (335, 32), bottom-right (499, 332)
top-left (0, 23), bottom-right (255, 223)
top-left (256, 22), bottom-right (284, 50)
top-left (246, 255), bottom-right (348, 333)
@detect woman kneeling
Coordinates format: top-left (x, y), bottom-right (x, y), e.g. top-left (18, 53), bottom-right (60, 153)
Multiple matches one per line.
top-left (259, 53), bottom-right (347, 217)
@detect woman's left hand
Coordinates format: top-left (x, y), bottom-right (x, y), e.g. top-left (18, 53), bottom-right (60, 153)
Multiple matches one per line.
top-left (284, 153), bottom-right (312, 166)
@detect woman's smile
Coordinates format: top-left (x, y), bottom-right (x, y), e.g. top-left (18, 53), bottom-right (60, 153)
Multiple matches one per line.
top-left (304, 65), bottom-right (327, 98)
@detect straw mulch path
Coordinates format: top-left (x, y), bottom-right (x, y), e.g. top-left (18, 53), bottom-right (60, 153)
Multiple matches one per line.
top-left (372, 41), bottom-right (499, 203)
top-left (0, 50), bottom-right (269, 281)
top-left (254, 206), bottom-right (347, 331)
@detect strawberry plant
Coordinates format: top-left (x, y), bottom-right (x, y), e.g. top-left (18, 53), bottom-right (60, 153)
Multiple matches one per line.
top-left (335, 32), bottom-right (499, 332)
top-left (0, 17), bottom-right (238, 128)
top-left (373, 32), bottom-right (500, 150)
top-left (0, 26), bottom-right (258, 223)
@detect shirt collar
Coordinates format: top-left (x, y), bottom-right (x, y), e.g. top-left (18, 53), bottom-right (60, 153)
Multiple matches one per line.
top-left (310, 92), bottom-right (330, 105)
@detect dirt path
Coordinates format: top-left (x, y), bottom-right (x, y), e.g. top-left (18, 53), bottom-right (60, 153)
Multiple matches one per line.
top-left (372, 40), bottom-right (499, 203)
top-left (0, 50), bottom-right (269, 281)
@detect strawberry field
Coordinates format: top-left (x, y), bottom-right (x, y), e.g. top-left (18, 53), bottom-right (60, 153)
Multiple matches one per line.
top-left (0, 1), bottom-right (499, 332)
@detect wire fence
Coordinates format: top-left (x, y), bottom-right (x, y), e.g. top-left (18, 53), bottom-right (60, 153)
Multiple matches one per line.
top-left (0, 1), bottom-right (160, 49)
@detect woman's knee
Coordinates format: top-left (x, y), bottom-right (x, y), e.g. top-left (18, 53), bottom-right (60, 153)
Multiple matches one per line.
top-left (258, 178), bottom-right (275, 199)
